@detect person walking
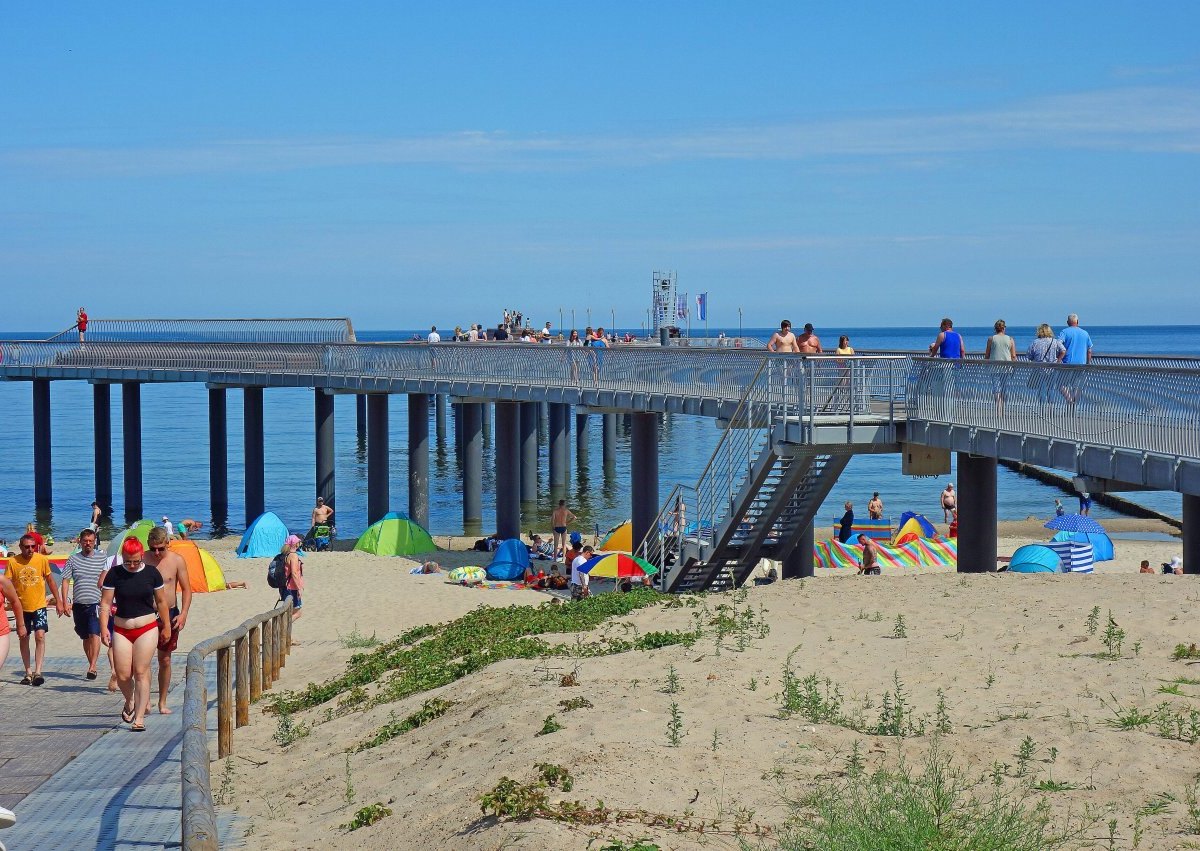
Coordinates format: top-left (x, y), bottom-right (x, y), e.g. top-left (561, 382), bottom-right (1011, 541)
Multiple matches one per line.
top-left (143, 526), bottom-right (191, 714)
top-left (61, 528), bottom-right (108, 680)
top-left (9, 533), bottom-right (65, 686)
top-left (551, 499), bottom-right (577, 560)
top-left (89, 501), bottom-right (102, 533)
top-left (984, 319), bottom-right (1016, 417)
top-left (76, 307), bottom-right (88, 343)
top-left (929, 317), bottom-right (964, 358)
top-left (856, 535), bottom-right (881, 575)
top-left (100, 538), bottom-right (171, 731)
top-left (767, 320), bottom-right (800, 353)
top-left (1058, 314), bottom-right (1093, 365)
top-left (0, 569), bottom-right (28, 678)
top-left (570, 545), bottom-right (594, 600)
top-left (427, 326), bottom-right (441, 343)
top-left (280, 535), bottom-right (304, 621)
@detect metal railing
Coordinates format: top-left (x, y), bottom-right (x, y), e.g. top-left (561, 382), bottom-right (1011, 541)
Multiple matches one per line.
top-left (44, 318), bottom-right (355, 344)
top-left (907, 358), bottom-right (1200, 458)
top-left (182, 601), bottom-right (293, 851)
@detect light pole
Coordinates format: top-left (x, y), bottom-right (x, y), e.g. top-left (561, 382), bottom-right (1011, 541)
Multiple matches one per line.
top-left (611, 308), bottom-right (616, 335)
top-left (559, 308), bottom-right (563, 336)
top-left (587, 308), bottom-right (591, 328)
top-left (738, 307), bottom-right (743, 341)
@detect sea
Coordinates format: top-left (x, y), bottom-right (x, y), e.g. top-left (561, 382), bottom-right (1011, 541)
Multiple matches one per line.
top-left (1, 324), bottom-right (1195, 544)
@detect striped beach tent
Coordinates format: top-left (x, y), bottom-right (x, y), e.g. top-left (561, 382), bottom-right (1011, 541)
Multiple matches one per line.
top-left (911, 537), bottom-right (958, 566)
top-left (1046, 540), bottom-right (1095, 573)
top-left (815, 539), bottom-right (861, 569)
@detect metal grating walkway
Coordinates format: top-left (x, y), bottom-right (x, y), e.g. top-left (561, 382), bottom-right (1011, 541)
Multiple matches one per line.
top-left (2, 656), bottom-right (242, 850)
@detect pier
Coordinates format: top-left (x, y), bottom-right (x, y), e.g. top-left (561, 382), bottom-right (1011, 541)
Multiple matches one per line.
top-left (3, 319), bottom-right (1200, 585)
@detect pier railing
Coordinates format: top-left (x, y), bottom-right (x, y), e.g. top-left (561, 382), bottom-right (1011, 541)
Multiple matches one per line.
top-left (44, 317), bottom-right (356, 344)
top-left (182, 601), bottom-right (293, 851)
top-left (908, 358), bottom-right (1200, 458)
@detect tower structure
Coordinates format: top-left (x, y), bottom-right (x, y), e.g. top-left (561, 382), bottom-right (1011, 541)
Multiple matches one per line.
top-left (651, 270), bottom-right (677, 335)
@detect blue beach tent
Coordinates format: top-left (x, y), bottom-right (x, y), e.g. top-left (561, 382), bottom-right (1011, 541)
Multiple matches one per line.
top-left (1051, 530), bottom-right (1114, 562)
top-left (1008, 544), bottom-right (1063, 574)
top-left (486, 539), bottom-right (530, 581)
top-left (237, 512), bottom-right (289, 559)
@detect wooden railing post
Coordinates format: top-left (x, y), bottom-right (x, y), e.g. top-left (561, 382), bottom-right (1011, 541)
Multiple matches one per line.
top-left (275, 612), bottom-right (286, 672)
top-left (235, 634), bottom-right (249, 727)
top-left (278, 610), bottom-right (287, 670)
top-left (285, 605), bottom-right (293, 657)
top-left (262, 619), bottom-right (274, 690)
top-left (248, 624), bottom-right (261, 701)
top-left (216, 646), bottom-right (232, 758)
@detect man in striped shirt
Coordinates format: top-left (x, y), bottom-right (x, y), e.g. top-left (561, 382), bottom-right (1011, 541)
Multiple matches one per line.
top-left (61, 528), bottom-right (108, 680)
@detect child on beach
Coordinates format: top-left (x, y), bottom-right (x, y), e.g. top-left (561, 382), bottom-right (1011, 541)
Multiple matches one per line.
top-left (1140, 560), bottom-right (1154, 574)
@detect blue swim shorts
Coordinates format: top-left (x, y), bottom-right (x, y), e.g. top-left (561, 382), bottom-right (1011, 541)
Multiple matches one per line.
top-left (72, 603), bottom-right (101, 639)
top-left (24, 608), bottom-right (49, 634)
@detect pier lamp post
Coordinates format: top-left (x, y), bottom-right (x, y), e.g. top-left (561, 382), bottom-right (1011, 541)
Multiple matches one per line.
top-left (587, 308), bottom-right (592, 327)
top-left (738, 307), bottom-right (743, 341)
top-left (611, 308), bottom-right (615, 335)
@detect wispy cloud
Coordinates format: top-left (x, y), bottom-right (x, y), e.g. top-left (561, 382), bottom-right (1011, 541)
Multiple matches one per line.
top-left (4, 86), bottom-right (1198, 177)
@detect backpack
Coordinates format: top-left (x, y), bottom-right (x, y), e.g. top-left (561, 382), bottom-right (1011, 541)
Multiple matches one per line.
top-left (267, 553), bottom-right (288, 589)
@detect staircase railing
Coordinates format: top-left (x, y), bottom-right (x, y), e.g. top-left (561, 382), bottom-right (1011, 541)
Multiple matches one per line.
top-left (638, 357), bottom-right (797, 579)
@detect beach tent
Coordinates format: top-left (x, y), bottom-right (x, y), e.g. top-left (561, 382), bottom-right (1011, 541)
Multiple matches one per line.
top-left (169, 539), bottom-right (227, 592)
top-left (599, 520), bottom-right (632, 552)
top-left (109, 519), bottom-right (156, 555)
top-left (486, 539), bottom-right (530, 581)
top-left (237, 512), bottom-right (289, 559)
top-left (1046, 540), bottom-right (1095, 573)
top-left (354, 512), bottom-right (437, 557)
top-left (895, 512), bottom-right (937, 543)
top-left (832, 518), bottom-right (892, 541)
top-left (1051, 530), bottom-right (1114, 562)
top-left (1008, 544), bottom-right (1063, 574)
top-left (814, 537), bottom-right (958, 571)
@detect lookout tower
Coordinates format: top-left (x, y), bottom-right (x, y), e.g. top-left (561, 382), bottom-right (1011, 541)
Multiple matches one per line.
top-left (651, 270), bottom-right (677, 335)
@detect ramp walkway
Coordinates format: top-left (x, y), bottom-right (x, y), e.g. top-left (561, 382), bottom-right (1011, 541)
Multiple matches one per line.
top-left (1, 656), bottom-right (241, 850)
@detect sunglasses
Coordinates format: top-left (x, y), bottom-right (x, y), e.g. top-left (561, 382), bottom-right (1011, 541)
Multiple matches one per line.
top-left (149, 545), bottom-right (167, 553)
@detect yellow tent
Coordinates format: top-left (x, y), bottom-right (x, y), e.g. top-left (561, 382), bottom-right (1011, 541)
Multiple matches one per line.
top-left (169, 539), bottom-right (227, 592)
top-left (599, 520), bottom-right (632, 552)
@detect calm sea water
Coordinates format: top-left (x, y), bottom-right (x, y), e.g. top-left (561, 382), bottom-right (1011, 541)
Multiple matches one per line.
top-left (1, 325), bottom-right (1194, 543)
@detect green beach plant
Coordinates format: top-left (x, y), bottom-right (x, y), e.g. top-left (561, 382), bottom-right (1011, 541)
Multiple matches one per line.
top-left (354, 697), bottom-right (456, 752)
top-left (340, 803), bottom-right (392, 832)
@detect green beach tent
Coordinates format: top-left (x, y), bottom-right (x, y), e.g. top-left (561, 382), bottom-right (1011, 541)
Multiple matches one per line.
top-left (353, 512), bottom-right (437, 557)
top-left (109, 518), bottom-right (156, 554)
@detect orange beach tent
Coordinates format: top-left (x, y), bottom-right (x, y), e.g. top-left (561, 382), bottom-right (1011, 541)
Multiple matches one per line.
top-left (169, 539), bottom-right (227, 592)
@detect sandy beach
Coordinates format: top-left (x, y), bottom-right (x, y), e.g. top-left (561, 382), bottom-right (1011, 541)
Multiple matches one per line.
top-left (37, 518), bottom-right (1200, 849)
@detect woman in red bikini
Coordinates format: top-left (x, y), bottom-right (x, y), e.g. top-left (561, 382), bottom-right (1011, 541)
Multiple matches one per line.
top-left (100, 538), bottom-right (171, 731)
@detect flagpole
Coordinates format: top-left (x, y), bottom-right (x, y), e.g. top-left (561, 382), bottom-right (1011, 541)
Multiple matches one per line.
top-left (705, 293), bottom-right (709, 343)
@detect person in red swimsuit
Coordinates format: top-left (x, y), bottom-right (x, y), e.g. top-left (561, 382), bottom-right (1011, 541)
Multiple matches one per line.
top-left (76, 307), bottom-right (88, 343)
top-left (100, 538), bottom-right (171, 731)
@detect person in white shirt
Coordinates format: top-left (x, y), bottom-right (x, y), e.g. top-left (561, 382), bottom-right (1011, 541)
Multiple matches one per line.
top-left (161, 516), bottom-right (174, 539)
top-left (467, 324), bottom-right (479, 342)
top-left (569, 545), bottom-right (594, 599)
top-left (427, 326), bottom-right (441, 343)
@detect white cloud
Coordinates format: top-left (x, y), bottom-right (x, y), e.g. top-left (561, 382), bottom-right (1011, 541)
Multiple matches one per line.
top-left (3, 86), bottom-right (1198, 176)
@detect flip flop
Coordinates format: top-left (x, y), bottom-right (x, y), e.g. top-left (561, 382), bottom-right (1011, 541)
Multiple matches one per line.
top-left (86, 671), bottom-right (98, 680)
top-left (19, 675), bottom-right (32, 685)
top-left (31, 674), bottom-right (44, 687)
top-left (121, 706), bottom-right (135, 724)
top-left (130, 723), bottom-right (146, 732)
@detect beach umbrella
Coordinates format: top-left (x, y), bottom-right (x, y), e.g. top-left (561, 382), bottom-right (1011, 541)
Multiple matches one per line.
top-left (578, 552), bottom-right (659, 578)
top-left (1044, 513), bottom-right (1106, 534)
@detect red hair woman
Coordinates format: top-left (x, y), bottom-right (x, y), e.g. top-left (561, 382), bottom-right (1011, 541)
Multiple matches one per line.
top-left (100, 538), bottom-right (172, 731)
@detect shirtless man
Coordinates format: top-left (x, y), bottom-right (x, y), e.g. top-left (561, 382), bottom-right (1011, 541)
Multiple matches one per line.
top-left (940, 483), bottom-right (957, 523)
top-left (143, 526), bottom-right (191, 714)
top-left (89, 501), bottom-right (102, 533)
top-left (857, 535), bottom-right (881, 575)
top-left (767, 320), bottom-right (800, 353)
top-left (797, 323), bottom-right (823, 353)
top-left (867, 492), bottom-right (884, 520)
top-left (312, 496), bottom-right (334, 528)
top-left (551, 500), bottom-right (577, 560)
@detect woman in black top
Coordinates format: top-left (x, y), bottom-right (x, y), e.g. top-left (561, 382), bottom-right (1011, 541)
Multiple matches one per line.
top-left (838, 502), bottom-right (855, 544)
top-left (100, 538), bottom-right (171, 731)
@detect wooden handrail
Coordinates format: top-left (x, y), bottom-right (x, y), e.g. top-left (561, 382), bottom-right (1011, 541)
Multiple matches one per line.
top-left (181, 600), bottom-right (293, 851)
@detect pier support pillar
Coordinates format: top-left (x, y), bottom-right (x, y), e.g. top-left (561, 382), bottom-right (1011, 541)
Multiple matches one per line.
top-left (783, 523), bottom-right (815, 580)
top-left (122, 382), bottom-right (143, 522)
top-left (367, 395), bottom-right (390, 524)
top-left (603, 413), bottom-right (617, 465)
top-left (1184, 495), bottom-right (1200, 575)
top-left (407, 394), bottom-right (428, 529)
top-left (630, 413), bottom-right (660, 557)
top-left (315, 391), bottom-right (335, 510)
top-left (481, 402), bottom-right (492, 445)
top-left (575, 411), bottom-right (589, 467)
top-left (956, 453), bottom-right (996, 573)
top-left (243, 387), bottom-right (265, 526)
top-left (33, 379), bottom-right (52, 509)
top-left (495, 403), bottom-right (521, 540)
top-left (549, 403), bottom-right (569, 488)
top-left (435, 394), bottom-right (447, 444)
top-left (520, 402), bottom-right (538, 503)
top-left (93, 383), bottom-right (112, 514)
top-left (356, 394), bottom-right (367, 442)
top-left (208, 389), bottom-right (228, 528)
top-left (453, 401), bottom-right (464, 459)
top-left (462, 402), bottom-right (483, 530)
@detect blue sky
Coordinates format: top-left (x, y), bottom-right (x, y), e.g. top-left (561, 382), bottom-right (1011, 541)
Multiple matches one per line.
top-left (2, 2), bottom-right (1198, 331)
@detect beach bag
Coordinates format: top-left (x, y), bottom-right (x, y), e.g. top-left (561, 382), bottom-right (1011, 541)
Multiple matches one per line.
top-left (266, 553), bottom-right (287, 589)
top-left (472, 538), bottom-right (490, 552)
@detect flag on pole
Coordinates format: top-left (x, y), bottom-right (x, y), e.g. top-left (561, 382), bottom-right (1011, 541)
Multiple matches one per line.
top-left (695, 292), bottom-right (708, 321)
top-left (676, 294), bottom-right (688, 319)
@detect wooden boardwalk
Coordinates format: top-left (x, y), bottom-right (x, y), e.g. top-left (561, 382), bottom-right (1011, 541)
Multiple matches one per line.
top-left (2, 655), bottom-right (241, 849)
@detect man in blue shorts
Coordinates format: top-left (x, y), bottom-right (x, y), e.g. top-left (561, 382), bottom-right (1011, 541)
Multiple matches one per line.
top-left (61, 528), bottom-right (109, 680)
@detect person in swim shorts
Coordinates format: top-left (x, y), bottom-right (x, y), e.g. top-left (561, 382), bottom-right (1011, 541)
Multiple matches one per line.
top-left (143, 526), bottom-right (191, 714)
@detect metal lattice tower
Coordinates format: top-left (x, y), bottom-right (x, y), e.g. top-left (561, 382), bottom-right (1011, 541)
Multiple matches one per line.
top-left (651, 270), bottom-right (677, 334)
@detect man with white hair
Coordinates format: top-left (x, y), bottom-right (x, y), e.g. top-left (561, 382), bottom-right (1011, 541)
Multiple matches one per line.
top-left (1057, 314), bottom-right (1092, 365)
